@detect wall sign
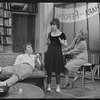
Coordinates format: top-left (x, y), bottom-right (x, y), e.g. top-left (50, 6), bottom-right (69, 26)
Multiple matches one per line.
top-left (55, 3), bottom-right (100, 23)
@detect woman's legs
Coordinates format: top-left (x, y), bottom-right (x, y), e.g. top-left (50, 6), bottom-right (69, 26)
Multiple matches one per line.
top-left (64, 68), bottom-right (69, 85)
top-left (56, 73), bottom-right (60, 85)
top-left (73, 72), bottom-right (79, 81)
top-left (56, 73), bottom-right (60, 92)
top-left (47, 72), bottom-right (52, 91)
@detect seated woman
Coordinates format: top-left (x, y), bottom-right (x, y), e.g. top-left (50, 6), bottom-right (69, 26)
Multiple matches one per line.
top-left (62, 28), bottom-right (88, 88)
top-left (0, 43), bottom-right (41, 87)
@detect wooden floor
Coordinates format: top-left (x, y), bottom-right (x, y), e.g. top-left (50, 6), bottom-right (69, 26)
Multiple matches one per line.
top-left (44, 76), bottom-right (100, 98)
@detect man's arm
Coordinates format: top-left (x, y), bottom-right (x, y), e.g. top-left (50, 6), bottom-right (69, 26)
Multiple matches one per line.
top-left (35, 54), bottom-right (42, 69)
top-left (14, 55), bottom-right (21, 65)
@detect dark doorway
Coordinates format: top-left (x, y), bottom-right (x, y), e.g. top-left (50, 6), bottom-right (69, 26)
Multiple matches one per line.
top-left (12, 13), bottom-right (35, 53)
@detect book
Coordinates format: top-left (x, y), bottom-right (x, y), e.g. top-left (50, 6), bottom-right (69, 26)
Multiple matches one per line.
top-left (6, 36), bottom-right (12, 44)
top-left (4, 3), bottom-right (10, 9)
top-left (9, 18), bottom-right (12, 26)
top-left (23, 4), bottom-right (28, 10)
top-left (3, 37), bottom-right (7, 44)
top-left (0, 44), bottom-right (3, 52)
top-left (4, 19), bottom-right (9, 26)
top-left (4, 11), bottom-right (11, 18)
top-left (4, 19), bottom-right (12, 26)
top-left (0, 3), bottom-right (3, 8)
top-left (7, 3), bottom-right (11, 9)
top-left (0, 36), bottom-right (2, 43)
top-left (7, 28), bottom-right (12, 35)
top-left (4, 28), bottom-right (7, 35)
top-left (1, 36), bottom-right (3, 44)
top-left (0, 18), bottom-right (3, 25)
top-left (0, 9), bottom-right (3, 17)
top-left (0, 27), bottom-right (4, 35)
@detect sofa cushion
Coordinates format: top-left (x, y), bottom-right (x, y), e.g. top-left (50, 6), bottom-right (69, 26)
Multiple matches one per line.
top-left (0, 68), bottom-right (45, 81)
top-left (0, 53), bottom-right (43, 70)
top-left (0, 53), bottom-right (20, 67)
top-left (0, 53), bottom-right (46, 81)
top-left (28, 68), bottom-right (46, 78)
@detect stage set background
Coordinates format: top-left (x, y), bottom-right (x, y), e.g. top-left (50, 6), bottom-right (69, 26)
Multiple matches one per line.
top-left (43, 3), bottom-right (100, 75)
top-left (54, 3), bottom-right (100, 52)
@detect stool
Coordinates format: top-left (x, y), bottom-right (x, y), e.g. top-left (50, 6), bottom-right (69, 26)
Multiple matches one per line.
top-left (79, 63), bottom-right (96, 91)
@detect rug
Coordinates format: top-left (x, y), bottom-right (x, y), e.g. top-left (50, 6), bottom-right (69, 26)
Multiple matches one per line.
top-left (45, 76), bottom-right (97, 98)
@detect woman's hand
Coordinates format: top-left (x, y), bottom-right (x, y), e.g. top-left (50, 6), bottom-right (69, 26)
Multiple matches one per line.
top-left (46, 38), bottom-right (51, 45)
top-left (65, 52), bottom-right (70, 55)
top-left (62, 51), bottom-right (70, 55)
top-left (59, 37), bottom-right (68, 46)
top-left (62, 48), bottom-right (68, 52)
top-left (59, 37), bottom-right (64, 44)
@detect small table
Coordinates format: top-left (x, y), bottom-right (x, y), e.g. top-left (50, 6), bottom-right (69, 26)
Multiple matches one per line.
top-left (2, 82), bottom-right (45, 98)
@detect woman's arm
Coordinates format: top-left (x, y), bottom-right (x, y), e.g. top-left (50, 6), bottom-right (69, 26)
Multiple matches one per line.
top-left (46, 38), bottom-right (51, 45)
top-left (59, 38), bottom-right (68, 46)
top-left (62, 36), bottom-right (79, 52)
top-left (66, 41), bottom-right (86, 55)
top-left (62, 40), bottom-right (75, 52)
top-left (46, 33), bottom-right (51, 45)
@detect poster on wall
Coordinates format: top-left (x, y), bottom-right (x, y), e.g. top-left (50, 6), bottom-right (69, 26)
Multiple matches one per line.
top-left (54, 3), bottom-right (99, 23)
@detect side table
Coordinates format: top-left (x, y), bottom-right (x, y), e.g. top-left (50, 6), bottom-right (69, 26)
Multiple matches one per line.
top-left (0, 82), bottom-right (45, 98)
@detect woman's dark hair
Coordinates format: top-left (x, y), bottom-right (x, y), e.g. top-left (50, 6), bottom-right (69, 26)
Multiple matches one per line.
top-left (50, 18), bottom-right (60, 29)
top-left (23, 43), bottom-right (32, 51)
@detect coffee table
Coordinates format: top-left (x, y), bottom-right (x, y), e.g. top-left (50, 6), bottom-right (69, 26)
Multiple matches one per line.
top-left (1, 82), bottom-right (45, 98)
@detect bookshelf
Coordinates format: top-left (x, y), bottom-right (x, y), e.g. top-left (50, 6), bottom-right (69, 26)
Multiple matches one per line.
top-left (0, 3), bottom-right (12, 53)
top-left (0, 2), bottom-right (37, 53)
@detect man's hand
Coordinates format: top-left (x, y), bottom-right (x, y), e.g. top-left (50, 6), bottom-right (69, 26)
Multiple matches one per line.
top-left (35, 54), bottom-right (40, 59)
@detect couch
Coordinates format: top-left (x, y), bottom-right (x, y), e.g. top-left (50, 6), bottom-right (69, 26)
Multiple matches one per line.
top-left (0, 53), bottom-right (47, 93)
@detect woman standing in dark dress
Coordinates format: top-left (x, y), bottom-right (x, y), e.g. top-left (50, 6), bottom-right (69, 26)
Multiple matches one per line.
top-left (45, 18), bottom-right (68, 92)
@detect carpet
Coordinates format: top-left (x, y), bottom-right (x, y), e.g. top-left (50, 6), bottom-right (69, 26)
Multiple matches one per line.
top-left (44, 76), bottom-right (97, 99)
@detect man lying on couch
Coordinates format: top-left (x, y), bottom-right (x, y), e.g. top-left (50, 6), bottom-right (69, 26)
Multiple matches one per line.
top-left (0, 43), bottom-right (42, 87)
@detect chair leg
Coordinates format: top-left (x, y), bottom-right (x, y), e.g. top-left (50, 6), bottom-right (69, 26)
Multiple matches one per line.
top-left (43, 77), bottom-right (47, 93)
top-left (90, 66), bottom-right (96, 90)
top-left (81, 66), bottom-right (85, 92)
top-left (92, 65), bottom-right (98, 75)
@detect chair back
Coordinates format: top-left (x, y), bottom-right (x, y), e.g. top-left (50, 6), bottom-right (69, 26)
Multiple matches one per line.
top-left (88, 51), bottom-right (100, 65)
top-left (88, 51), bottom-right (100, 75)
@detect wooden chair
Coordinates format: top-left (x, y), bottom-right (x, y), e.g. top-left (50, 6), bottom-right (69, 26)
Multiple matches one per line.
top-left (78, 51), bottom-right (100, 91)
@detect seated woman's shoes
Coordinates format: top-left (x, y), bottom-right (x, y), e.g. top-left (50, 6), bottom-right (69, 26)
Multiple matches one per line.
top-left (62, 83), bottom-right (70, 89)
top-left (47, 87), bottom-right (51, 92)
top-left (56, 88), bottom-right (60, 93)
top-left (71, 76), bottom-right (80, 88)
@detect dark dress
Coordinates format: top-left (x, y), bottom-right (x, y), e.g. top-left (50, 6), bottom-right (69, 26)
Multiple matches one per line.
top-left (45, 32), bottom-right (66, 74)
